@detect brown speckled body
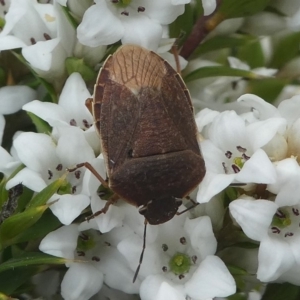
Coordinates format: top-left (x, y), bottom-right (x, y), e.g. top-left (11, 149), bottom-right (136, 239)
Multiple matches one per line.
top-left (91, 45), bottom-right (206, 225)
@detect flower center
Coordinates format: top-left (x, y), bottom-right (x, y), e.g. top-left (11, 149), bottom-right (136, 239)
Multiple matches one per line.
top-left (270, 207), bottom-right (300, 238)
top-left (77, 232), bottom-right (96, 252)
top-left (111, 0), bottom-right (131, 8)
top-left (169, 252), bottom-right (191, 275)
top-left (223, 145), bottom-right (250, 174)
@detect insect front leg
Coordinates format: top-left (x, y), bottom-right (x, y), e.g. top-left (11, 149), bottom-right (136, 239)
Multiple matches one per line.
top-left (67, 162), bottom-right (108, 188)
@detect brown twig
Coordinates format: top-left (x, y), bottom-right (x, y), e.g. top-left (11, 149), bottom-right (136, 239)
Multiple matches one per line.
top-left (180, 0), bottom-right (224, 60)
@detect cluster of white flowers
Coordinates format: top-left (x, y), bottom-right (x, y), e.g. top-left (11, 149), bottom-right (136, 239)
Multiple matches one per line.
top-left (1, 0), bottom-right (300, 300)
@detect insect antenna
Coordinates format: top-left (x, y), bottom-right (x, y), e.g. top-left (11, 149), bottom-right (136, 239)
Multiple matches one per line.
top-left (133, 220), bottom-right (148, 283)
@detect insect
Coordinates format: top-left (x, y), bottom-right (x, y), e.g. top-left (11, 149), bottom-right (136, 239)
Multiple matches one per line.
top-left (72, 44), bottom-right (206, 280)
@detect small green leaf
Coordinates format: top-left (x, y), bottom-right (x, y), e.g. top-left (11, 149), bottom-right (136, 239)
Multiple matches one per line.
top-left (248, 78), bottom-right (286, 103)
top-left (0, 252), bottom-right (68, 273)
top-left (227, 293), bottom-right (247, 300)
top-left (262, 282), bottom-right (300, 300)
top-left (237, 39), bottom-right (265, 68)
top-left (227, 264), bottom-right (248, 276)
top-left (184, 66), bottom-right (260, 82)
top-left (26, 112), bottom-right (52, 134)
top-left (27, 173), bottom-right (68, 208)
top-left (194, 36), bottom-right (249, 56)
top-left (65, 57), bottom-right (96, 82)
top-left (219, 0), bottom-right (270, 19)
top-left (0, 204), bottom-right (50, 249)
top-left (0, 267), bottom-right (38, 295)
top-left (270, 32), bottom-right (300, 69)
top-left (6, 209), bottom-right (61, 245)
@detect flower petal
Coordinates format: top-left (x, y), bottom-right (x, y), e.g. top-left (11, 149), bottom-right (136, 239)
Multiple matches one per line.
top-left (257, 235), bottom-right (294, 282)
top-left (49, 194), bottom-right (90, 225)
top-left (184, 255), bottom-right (236, 299)
top-left (23, 100), bottom-right (68, 124)
top-left (121, 14), bottom-right (162, 51)
top-left (236, 149), bottom-right (277, 184)
top-left (229, 198), bottom-right (278, 241)
top-left (156, 282), bottom-right (185, 300)
top-left (247, 118), bottom-right (287, 150)
top-left (6, 168), bottom-right (47, 192)
top-left (39, 224), bottom-right (79, 259)
top-left (0, 85), bottom-right (36, 114)
top-left (13, 132), bottom-right (59, 173)
top-left (184, 216), bottom-right (217, 259)
top-left (202, 0), bottom-right (217, 15)
top-left (89, 195), bottom-right (124, 233)
top-left (61, 263), bottom-right (103, 300)
top-left (77, 2), bottom-right (124, 47)
top-left (196, 171), bottom-right (235, 204)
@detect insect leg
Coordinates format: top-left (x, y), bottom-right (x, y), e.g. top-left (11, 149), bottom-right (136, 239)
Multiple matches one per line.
top-left (86, 193), bottom-right (119, 221)
top-left (67, 162), bottom-right (108, 188)
top-left (133, 219), bottom-right (148, 283)
top-left (176, 196), bottom-right (199, 215)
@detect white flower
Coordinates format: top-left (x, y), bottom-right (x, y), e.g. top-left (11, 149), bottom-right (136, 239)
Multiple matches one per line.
top-left (230, 159), bottom-right (300, 284)
top-left (39, 224), bottom-right (104, 300)
top-left (196, 109), bottom-right (279, 203)
top-left (117, 211), bottom-right (235, 299)
top-left (0, 0), bottom-right (95, 85)
top-left (77, 0), bottom-right (187, 50)
top-left (6, 127), bottom-right (94, 225)
top-left (23, 72), bottom-right (100, 153)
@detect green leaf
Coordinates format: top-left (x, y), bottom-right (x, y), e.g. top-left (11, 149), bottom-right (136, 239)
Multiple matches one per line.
top-left (0, 266), bottom-right (38, 295)
top-left (227, 264), bottom-right (248, 276)
top-left (227, 293), bottom-right (247, 300)
top-left (270, 32), bottom-right (300, 69)
top-left (194, 36), bottom-right (250, 56)
top-left (10, 209), bottom-right (61, 244)
top-left (248, 78), bottom-right (286, 103)
top-left (27, 173), bottom-right (68, 208)
top-left (0, 204), bottom-right (50, 249)
top-left (0, 252), bottom-right (68, 273)
top-left (262, 282), bottom-right (300, 300)
top-left (219, 0), bottom-right (270, 19)
top-left (26, 112), bottom-right (52, 134)
top-left (65, 57), bottom-right (96, 82)
top-left (237, 38), bottom-right (265, 68)
top-left (184, 66), bottom-right (260, 82)
top-left (0, 253), bottom-right (68, 294)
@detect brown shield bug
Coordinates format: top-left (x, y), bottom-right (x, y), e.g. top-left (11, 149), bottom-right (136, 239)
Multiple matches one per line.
top-left (71, 44), bottom-right (206, 281)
